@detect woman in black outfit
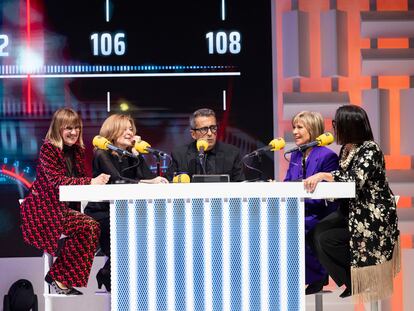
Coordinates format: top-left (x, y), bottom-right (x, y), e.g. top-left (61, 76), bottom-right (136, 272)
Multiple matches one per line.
top-left (303, 105), bottom-right (400, 302)
top-left (85, 114), bottom-right (168, 291)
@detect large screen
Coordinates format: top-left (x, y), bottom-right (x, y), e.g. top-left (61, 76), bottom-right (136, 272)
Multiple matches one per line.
top-left (0, 0), bottom-right (274, 256)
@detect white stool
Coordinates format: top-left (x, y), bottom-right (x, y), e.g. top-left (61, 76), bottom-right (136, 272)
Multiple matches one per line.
top-left (95, 292), bottom-right (111, 311)
top-left (313, 290), bottom-right (332, 311)
top-left (370, 300), bottom-right (379, 311)
top-left (43, 250), bottom-right (79, 311)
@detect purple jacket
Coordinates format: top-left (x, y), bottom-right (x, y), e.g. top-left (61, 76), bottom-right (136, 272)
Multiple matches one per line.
top-left (284, 146), bottom-right (339, 221)
top-left (284, 145), bottom-right (339, 284)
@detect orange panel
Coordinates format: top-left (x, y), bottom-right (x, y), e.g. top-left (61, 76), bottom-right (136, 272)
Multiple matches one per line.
top-left (385, 155), bottom-right (411, 170)
top-left (378, 38), bottom-right (409, 48)
top-left (390, 235), bottom-right (412, 310)
top-left (390, 234), bottom-right (409, 311)
top-left (397, 197), bottom-right (412, 209)
top-left (401, 234), bottom-right (412, 248)
top-left (298, 0), bottom-right (331, 92)
top-left (275, 0), bottom-right (291, 131)
top-left (339, 77), bottom-right (371, 104)
top-left (282, 79), bottom-right (293, 93)
top-left (299, 78), bottom-right (331, 92)
top-left (392, 267), bottom-right (403, 311)
top-left (377, 0), bottom-right (407, 11)
top-left (378, 76), bottom-right (410, 89)
top-left (387, 87), bottom-right (399, 155)
top-left (279, 0), bottom-right (292, 12)
top-left (337, 0), bottom-right (371, 104)
top-left (378, 78), bottom-right (409, 156)
top-left (299, 0), bottom-right (329, 77)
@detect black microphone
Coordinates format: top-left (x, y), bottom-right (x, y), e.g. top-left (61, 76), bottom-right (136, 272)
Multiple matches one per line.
top-left (284, 132), bottom-right (334, 154)
top-left (134, 140), bottom-right (167, 157)
top-left (93, 136), bottom-right (137, 158)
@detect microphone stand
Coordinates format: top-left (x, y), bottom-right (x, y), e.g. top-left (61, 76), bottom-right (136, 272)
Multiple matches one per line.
top-left (301, 147), bottom-right (311, 180)
top-left (155, 153), bottom-right (162, 176)
top-left (198, 153), bottom-right (206, 175)
top-left (256, 152), bottom-right (264, 181)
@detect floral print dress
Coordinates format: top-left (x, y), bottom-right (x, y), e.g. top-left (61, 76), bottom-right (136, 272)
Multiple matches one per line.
top-left (331, 140), bottom-right (400, 302)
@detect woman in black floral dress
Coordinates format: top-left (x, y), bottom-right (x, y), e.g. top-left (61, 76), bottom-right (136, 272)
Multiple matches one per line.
top-left (303, 105), bottom-right (400, 302)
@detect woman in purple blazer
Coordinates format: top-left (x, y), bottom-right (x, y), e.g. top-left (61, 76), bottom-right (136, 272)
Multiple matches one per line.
top-left (284, 111), bottom-right (339, 295)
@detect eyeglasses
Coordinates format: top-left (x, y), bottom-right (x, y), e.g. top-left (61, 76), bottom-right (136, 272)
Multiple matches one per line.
top-left (63, 126), bottom-right (81, 132)
top-left (192, 125), bottom-right (218, 135)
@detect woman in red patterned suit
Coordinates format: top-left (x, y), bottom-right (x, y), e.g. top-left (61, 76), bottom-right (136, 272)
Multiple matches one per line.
top-left (20, 108), bottom-right (110, 295)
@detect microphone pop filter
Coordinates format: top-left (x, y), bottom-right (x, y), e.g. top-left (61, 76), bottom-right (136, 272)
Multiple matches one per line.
top-left (173, 173), bottom-right (191, 183)
top-left (196, 139), bottom-right (208, 151)
top-left (93, 135), bottom-right (110, 150)
top-left (268, 137), bottom-right (285, 151)
top-left (316, 132), bottom-right (334, 146)
top-left (135, 140), bottom-right (151, 154)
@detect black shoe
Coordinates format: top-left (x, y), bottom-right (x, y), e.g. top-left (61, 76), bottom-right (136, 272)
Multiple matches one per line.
top-left (339, 287), bottom-right (352, 298)
top-left (305, 276), bottom-right (329, 295)
top-left (97, 268), bottom-right (111, 292)
top-left (45, 274), bottom-right (83, 295)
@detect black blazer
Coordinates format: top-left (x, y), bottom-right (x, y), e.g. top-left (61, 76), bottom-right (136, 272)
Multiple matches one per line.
top-left (168, 141), bottom-right (245, 182)
top-left (85, 149), bottom-right (155, 219)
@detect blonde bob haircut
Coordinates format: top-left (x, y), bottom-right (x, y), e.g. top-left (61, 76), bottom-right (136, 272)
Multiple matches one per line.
top-left (45, 108), bottom-right (84, 149)
top-left (99, 114), bottom-right (137, 145)
top-left (292, 111), bottom-right (325, 142)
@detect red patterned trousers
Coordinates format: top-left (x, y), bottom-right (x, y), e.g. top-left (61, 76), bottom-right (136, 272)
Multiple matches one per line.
top-left (48, 209), bottom-right (100, 287)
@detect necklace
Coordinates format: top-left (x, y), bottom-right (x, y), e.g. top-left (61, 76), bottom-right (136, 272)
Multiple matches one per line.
top-left (339, 144), bottom-right (359, 170)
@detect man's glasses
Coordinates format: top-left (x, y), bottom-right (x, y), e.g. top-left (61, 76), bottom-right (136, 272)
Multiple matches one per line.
top-left (192, 125), bottom-right (218, 135)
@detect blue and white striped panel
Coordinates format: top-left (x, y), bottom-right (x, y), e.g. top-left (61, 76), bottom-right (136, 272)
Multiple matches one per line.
top-left (285, 198), bottom-right (304, 311)
top-left (111, 197), bottom-right (304, 311)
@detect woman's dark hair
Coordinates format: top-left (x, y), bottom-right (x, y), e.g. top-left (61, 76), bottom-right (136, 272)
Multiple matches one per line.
top-left (334, 105), bottom-right (374, 145)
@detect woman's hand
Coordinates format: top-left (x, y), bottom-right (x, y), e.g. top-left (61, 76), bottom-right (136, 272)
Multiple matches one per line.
top-left (91, 173), bottom-right (110, 185)
top-left (303, 172), bottom-right (333, 193)
top-left (140, 176), bottom-right (169, 184)
top-left (133, 135), bottom-right (141, 143)
top-left (131, 135), bottom-right (141, 156)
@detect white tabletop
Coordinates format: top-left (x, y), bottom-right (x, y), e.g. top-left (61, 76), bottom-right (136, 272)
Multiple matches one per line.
top-left (60, 182), bottom-right (355, 201)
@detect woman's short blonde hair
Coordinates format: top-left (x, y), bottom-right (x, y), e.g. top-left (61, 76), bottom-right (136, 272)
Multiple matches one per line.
top-left (45, 108), bottom-right (84, 149)
top-left (292, 111), bottom-right (325, 141)
top-left (99, 114), bottom-right (136, 145)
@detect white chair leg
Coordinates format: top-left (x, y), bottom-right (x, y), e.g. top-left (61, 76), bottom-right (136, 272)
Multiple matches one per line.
top-left (43, 252), bottom-right (53, 294)
top-left (43, 251), bottom-right (54, 310)
top-left (80, 201), bottom-right (88, 213)
top-left (315, 294), bottom-right (323, 311)
top-left (104, 294), bottom-right (111, 311)
top-left (44, 295), bottom-right (53, 311)
top-left (371, 300), bottom-right (379, 311)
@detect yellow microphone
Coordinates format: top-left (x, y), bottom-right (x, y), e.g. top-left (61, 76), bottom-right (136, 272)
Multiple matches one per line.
top-left (93, 135), bottom-right (137, 158)
top-left (315, 132), bottom-right (334, 146)
top-left (248, 137), bottom-right (285, 156)
top-left (268, 137), bottom-right (286, 151)
top-left (135, 140), bottom-right (167, 157)
top-left (172, 173), bottom-right (191, 183)
top-left (92, 135), bottom-right (110, 150)
top-left (285, 132), bottom-right (334, 154)
top-left (196, 139), bottom-right (208, 152)
top-left (196, 139), bottom-right (209, 159)
top-left (135, 140), bottom-right (151, 154)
